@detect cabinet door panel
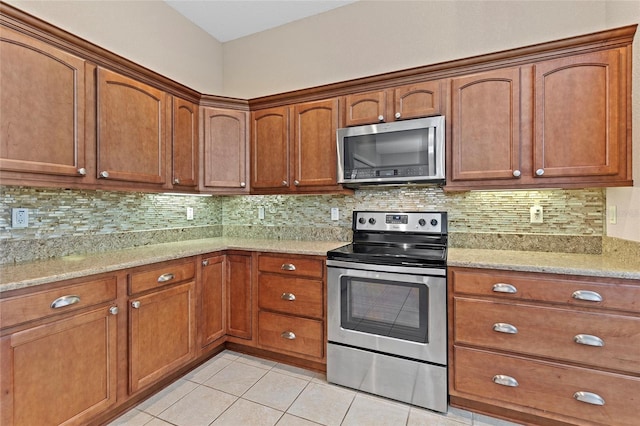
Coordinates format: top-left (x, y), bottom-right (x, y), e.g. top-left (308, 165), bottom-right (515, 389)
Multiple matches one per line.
top-left (172, 97), bottom-right (198, 188)
top-left (201, 107), bottom-right (248, 191)
top-left (201, 255), bottom-right (225, 348)
top-left (226, 254), bottom-right (252, 339)
top-left (1, 306), bottom-right (117, 426)
top-left (534, 50), bottom-right (621, 178)
top-left (251, 107), bottom-right (289, 189)
top-left (394, 81), bottom-right (441, 119)
top-left (451, 68), bottom-right (522, 181)
top-left (293, 99), bottom-right (338, 188)
top-left (343, 91), bottom-right (386, 126)
top-left (97, 68), bottom-right (167, 185)
top-left (0, 27), bottom-right (86, 178)
top-left (129, 281), bottom-right (195, 393)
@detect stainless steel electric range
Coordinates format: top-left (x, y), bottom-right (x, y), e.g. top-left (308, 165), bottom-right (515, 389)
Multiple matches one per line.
top-left (326, 211), bottom-right (448, 412)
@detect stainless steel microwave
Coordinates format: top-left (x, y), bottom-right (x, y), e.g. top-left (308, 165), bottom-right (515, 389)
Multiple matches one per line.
top-left (337, 116), bottom-right (445, 187)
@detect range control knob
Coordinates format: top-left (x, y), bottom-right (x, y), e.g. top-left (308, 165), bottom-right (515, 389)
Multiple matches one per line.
top-left (368, 218), bottom-right (376, 225)
top-left (358, 217), bottom-right (366, 224)
top-left (418, 219), bottom-right (426, 226)
top-left (430, 219), bottom-right (439, 226)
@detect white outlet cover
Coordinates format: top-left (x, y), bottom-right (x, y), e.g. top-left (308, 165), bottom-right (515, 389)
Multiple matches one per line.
top-left (529, 205), bottom-right (543, 224)
top-left (12, 208), bottom-right (28, 228)
top-left (331, 207), bottom-right (339, 221)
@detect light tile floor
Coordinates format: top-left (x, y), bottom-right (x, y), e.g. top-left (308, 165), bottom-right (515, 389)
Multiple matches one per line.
top-left (109, 350), bottom-right (521, 426)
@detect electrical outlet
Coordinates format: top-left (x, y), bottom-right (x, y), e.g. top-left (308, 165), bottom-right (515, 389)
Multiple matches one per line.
top-left (331, 207), bottom-right (339, 221)
top-left (186, 207), bottom-right (194, 220)
top-left (258, 206), bottom-right (265, 220)
top-left (12, 208), bottom-right (29, 228)
top-left (530, 205), bottom-right (543, 224)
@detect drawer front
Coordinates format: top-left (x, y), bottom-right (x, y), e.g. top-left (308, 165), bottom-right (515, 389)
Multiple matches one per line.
top-left (258, 254), bottom-right (323, 279)
top-left (453, 347), bottom-right (640, 426)
top-left (258, 275), bottom-right (323, 319)
top-left (258, 311), bottom-right (324, 359)
top-left (454, 297), bottom-right (640, 374)
top-left (129, 260), bottom-right (195, 295)
top-left (1, 277), bottom-right (117, 329)
top-left (450, 268), bottom-right (640, 313)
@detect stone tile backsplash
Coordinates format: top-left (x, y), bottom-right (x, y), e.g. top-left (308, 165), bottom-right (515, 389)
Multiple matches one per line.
top-left (1, 185), bottom-right (605, 263)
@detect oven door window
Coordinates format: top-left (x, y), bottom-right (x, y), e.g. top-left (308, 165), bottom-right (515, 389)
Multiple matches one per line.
top-left (340, 276), bottom-right (428, 343)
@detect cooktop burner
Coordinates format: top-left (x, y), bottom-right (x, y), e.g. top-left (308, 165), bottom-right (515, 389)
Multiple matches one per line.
top-left (327, 211), bottom-right (448, 268)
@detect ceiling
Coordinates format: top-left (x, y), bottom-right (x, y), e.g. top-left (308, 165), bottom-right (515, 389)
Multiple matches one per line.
top-left (164, 1), bottom-right (357, 43)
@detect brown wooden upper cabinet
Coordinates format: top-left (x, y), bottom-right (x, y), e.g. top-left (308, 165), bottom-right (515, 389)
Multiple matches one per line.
top-left (96, 68), bottom-right (169, 189)
top-left (251, 98), bottom-right (341, 193)
top-left (343, 80), bottom-right (442, 126)
top-left (200, 107), bottom-right (249, 193)
top-left (0, 26), bottom-right (90, 184)
top-left (171, 97), bottom-right (199, 190)
top-left (447, 47), bottom-right (631, 190)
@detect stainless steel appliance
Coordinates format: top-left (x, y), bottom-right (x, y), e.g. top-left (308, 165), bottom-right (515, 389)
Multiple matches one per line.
top-left (337, 116), bottom-right (445, 187)
top-left (326, 211), bottom-right (448, 412)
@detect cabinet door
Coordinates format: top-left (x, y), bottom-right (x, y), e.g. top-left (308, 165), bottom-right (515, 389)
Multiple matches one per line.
top-left (97, 68), bottom-right (168, 186)
top-left (129, 281), bottom-right (196, 393)
top-left (343, 90), bottom-right (386, 126)
top-left (226, 253), bottom-right (252, 339)
top-left (450, 68), bottom-right (523, 181)
top-left (292, 98), bottom-right (339, 188)
top-left (172, 97), bottom-right (198, 189)
top-left (251, 107), bottom-right (289, 190)
top-left (0, 26), bottom-right (88, 179)
top-left (201, 107), bottom-right (249, 192)
top-left (393, 80), bottom-right (442, 120)
top-left (200, 255), bottom-right (225, 348)
top-left (0, 306), bottom-right (118, 426)
top-left (533, 49), bottom-right (623, 179)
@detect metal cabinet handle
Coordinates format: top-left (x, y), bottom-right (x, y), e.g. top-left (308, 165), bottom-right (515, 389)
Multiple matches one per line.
top-left (281, 292), bottom-right (296, 301)
top-left (202, 260), bottom-right (209, 266)
top-left (99, 171), bottom-right (109, 179)
top-left (535, 168), bottom-right (545, 176)
top-left (395, 112), bottom-right (401, 119)
top-left (131, 301), bottom-right (141, 309)
top-left (574, 391), bottom-right (605, 406)
top-left (282, 180), bottom-right (288, 186)
top-left (572, 290), bottom-right (603, 303)
top-left (157, 273), bottom-right (175, 283)
top-left (512, 170), bottom-right (521, 177)
top-left (492, 375), bottom-right (519, 387)
top-left (109, 306), bottom-right (119, 315)
top-left (493, 323), bottom-right (518, 334)
top-left (281, 331), bottom-right (296, 340)
top-left (574, 334), bottom-right (604, 347)
top-left (240, 182), bottom-right (246, 188)
top-left (492, 283), bottom-right (517, 294)
top-left (50, 295), bottom-right (81, 309)
top-left (281, 263), bottom-right (296, 271)
top-left (294, 180), bottom-right (300, 186)
top-left (378, 115), bottom-right (384, 122)
top-left (77, 168), bottom-right (87, 176)
top-left (173, 178), bottom-right (180, 185)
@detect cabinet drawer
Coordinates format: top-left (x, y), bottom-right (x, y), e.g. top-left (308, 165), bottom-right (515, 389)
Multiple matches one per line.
top-left (453, 347), bottom-right (640, 426)
top-left (454, 297), bottom-right (640, 374)
top-left (1, 277), bottom-right (117, 329)
top-left (450, 267), bottom-right (640, 313)
top-left (258, 254), bottom-right (323, 279)
top-left (258, 275), bottom-right (323, 319)
top-left (258, 311), bottom-right (324, 359)
top-left (129, 259), bottom-right (195, 295)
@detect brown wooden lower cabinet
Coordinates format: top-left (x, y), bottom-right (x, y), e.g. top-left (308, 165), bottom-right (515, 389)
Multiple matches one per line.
top-left (200, 254), bottom-right (226, 349)
top-left (226, 252), bottom-right (253, 340)
top-left (449, 266), bottom-right (640, 426)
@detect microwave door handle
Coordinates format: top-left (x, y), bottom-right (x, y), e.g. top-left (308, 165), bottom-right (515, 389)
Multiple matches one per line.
top-left (427, 127), bottom-right (436, 176)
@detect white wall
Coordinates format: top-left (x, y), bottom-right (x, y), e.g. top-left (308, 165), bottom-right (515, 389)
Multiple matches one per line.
top-left (5, 0), bottom-right (224, 94)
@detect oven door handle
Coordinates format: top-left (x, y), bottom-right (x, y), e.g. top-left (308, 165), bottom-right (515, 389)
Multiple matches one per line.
top-left (326, 259), bottom-right (446, 276)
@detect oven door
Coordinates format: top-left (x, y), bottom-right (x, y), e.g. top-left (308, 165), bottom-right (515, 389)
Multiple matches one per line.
top-left (327, 259), bottom-right (446, 365)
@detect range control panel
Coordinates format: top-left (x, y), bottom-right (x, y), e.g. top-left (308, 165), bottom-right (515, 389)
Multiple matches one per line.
top-left (353, 211), bottom-right (447, 234)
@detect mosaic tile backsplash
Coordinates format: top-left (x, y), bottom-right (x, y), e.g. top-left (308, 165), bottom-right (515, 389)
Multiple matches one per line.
top-left (1, 185), bottom-right (605, 263)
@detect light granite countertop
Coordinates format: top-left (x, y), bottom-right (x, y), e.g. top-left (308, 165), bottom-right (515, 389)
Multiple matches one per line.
top-left (1, 238), bottom-right (639, 293)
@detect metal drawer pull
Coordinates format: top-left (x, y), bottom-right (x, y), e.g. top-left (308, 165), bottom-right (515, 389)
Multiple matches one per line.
top-left (574, 391), bottom-right (605, 406)
top-left (574, 334), bottom-right (604, 347)
top-left (492, 283), bottom-right (517, 294)
top-left (50, 295), bottom-right (81, 309)
top-left (281, 292), bottom-right (296, 301)
top-left (281, 331), bottom-right (296, 340)
top-left (493, 323), bottom-right (518, 334)
top-left (572, 290), bottom-right (603, 302)
top-left (157, 273), bottom-right (175, 283)
top-left (492, 375), bottom-right (519, 387)
top-left (281, 263), bottom-right (296, 271)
